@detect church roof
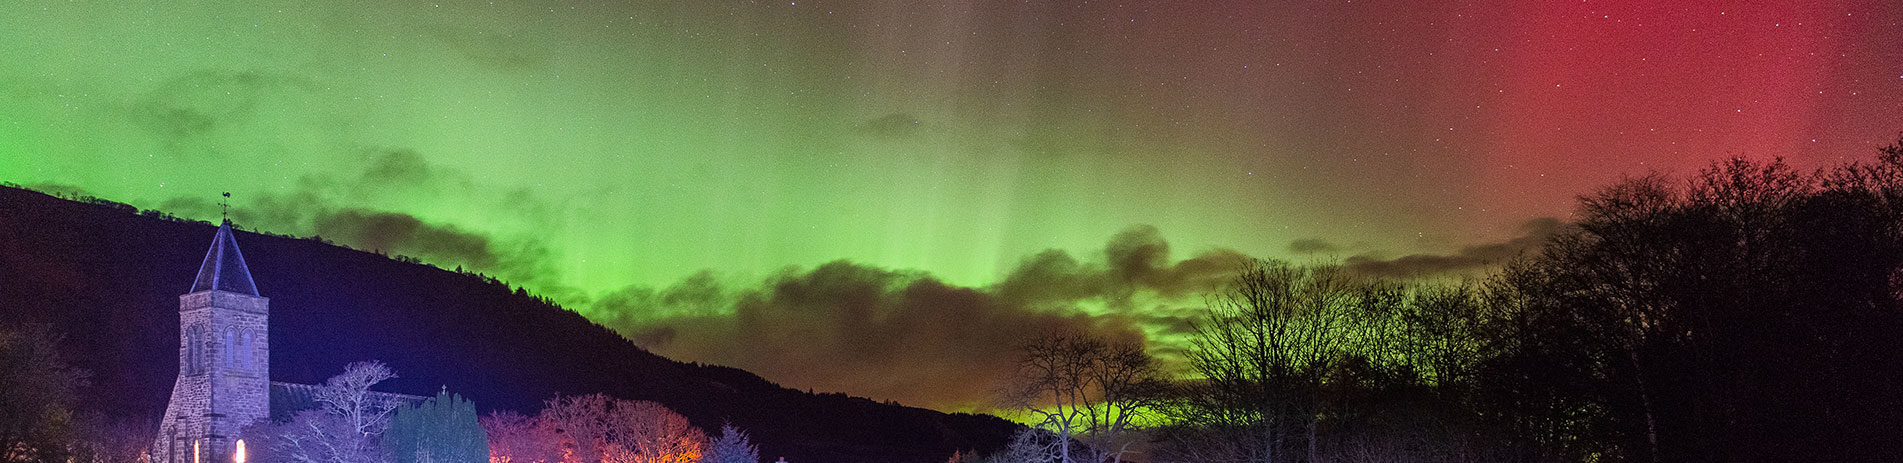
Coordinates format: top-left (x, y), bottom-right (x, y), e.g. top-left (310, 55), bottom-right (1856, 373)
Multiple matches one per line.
top-left (269, 382), bottom-right (426, 422)
top-left (190, 220), bottom-right (260, 296)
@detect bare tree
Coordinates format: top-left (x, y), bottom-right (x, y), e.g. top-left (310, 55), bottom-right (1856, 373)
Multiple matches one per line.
top-left (255, 410), bottom-right (382, 463)
top-left (504, 394), bottom-right (708, 463)
top-left (1394, 283), bottom-right (1487, 391)
top-left (610, 400), bottom-right (706, 463)
top-left (986, 428), bottom-right (1065, 463)
top-left (1008, 333), bottom-right (1163, 463)
top-left (1177, 259), bottom-right (1360, 463)
top-left (540, 394), bottom-right (619, 463)
top-left (479, 411), bottom-right (555, 463)
top-left (247, 361), bottom-right (400, 463)
top-left (315, 360), bottom-right (401, 438)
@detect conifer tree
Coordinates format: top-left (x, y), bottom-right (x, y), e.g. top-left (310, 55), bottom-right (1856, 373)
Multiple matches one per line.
top-left (708, 423), bottom-right (760, 463)
top-left (383, 388), bottom-right (488, 463)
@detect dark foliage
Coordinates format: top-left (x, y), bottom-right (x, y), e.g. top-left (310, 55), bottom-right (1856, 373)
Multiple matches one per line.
top-left (0, 185), bottom-right (1016, 463)
top-left (0, 324), bottom-right (89, 462)
top-left (1470, 147), bottom-right (1903, 461)
top-left (384, 389), bottom-right (487, 463)
top-left (1150, 139), bottom-right (1903, 463)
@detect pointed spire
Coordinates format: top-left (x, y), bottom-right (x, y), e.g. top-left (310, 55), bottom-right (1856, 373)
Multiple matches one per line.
top-left (190, 219), bottom-right (260, 296)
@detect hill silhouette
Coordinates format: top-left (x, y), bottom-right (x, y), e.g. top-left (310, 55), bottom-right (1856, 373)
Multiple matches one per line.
top-left (0, 185), bottom-right (1016, 463)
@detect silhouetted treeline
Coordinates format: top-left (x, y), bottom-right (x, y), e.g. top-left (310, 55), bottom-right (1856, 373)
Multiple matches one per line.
top-left (1151, 139), bottom-right (1903, 462)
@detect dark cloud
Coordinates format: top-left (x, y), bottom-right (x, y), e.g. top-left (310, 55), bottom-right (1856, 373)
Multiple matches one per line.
top-left (162, 149), bottom-right (579, 302)
top-left (138, 153), bottom-right (555, 296)
top-left (129, 70), bottom-right (322, 152)
top-left (424, 24), bottom-right (549, 72)
top-left (991, 225), bottom-right (1245, 310)
top-left (157, 196), bottom-right (214, 216)
top-left (138, 107), bottom-right (217, 141)
top-left (658, 271), bottom-right (726, 313)
top-left (1132, 310), bottom-right (1200, 337)
top-left (858, 113), bottom-right (923, 138)
top-left (589, 271), bottom-right (730, 323)
top-left (312, 209), bottom-right (500, 270)
top-left (1288, 238), bottom-right (1341, 254)
top-left (993, 250), bottom-right (1104, 307)
top-left (1106, 225), bottom-right (1171, 284)
top-left (1344, 217), bottom-right (1570, 278)
top-left (1103, 225), bottom-right (1250, 302)
top-left (227, 176), bottom-right (335, 233)
top-left (597, 261), bottom-right (1143, 411)
top-left (1154, 249), bottom-right (1253, 298)
top-left (592, 225), bottom-right (1244, 411)
top-left (360, 149), bottom-right (433, 186)
top-left (349, 148), bottom-right (481, 200)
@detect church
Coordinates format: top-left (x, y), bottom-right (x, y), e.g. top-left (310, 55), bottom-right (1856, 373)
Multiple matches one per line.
top-left (151, 220), bottom-right (419, 463)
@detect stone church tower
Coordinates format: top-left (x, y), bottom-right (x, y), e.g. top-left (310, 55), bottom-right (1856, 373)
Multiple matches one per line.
top-left (153, 220), bottom-right (269, 463)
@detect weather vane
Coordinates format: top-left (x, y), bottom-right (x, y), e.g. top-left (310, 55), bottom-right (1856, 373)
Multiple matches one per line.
top-left (221, 192), bottom-right (231, 223)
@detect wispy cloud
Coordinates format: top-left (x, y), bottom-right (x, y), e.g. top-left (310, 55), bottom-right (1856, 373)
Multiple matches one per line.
top-left (1342, 217), bottom-right (1568, 278)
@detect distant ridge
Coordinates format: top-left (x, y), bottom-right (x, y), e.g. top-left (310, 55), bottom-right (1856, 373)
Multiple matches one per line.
top-left (0, 184), bottom-right (1016, 463)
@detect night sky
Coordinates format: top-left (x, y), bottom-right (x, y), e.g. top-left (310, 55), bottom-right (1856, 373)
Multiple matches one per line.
top-left (4, 1), bottom-right (1901, 411)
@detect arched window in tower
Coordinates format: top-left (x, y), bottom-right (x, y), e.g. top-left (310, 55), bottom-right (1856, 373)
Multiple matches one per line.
top-left (186, 325), bottom-right (205, 375)
top-left (223, 329), bottom-right (235, 369)
top-left (236, 329), bottom-right (253, 372)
